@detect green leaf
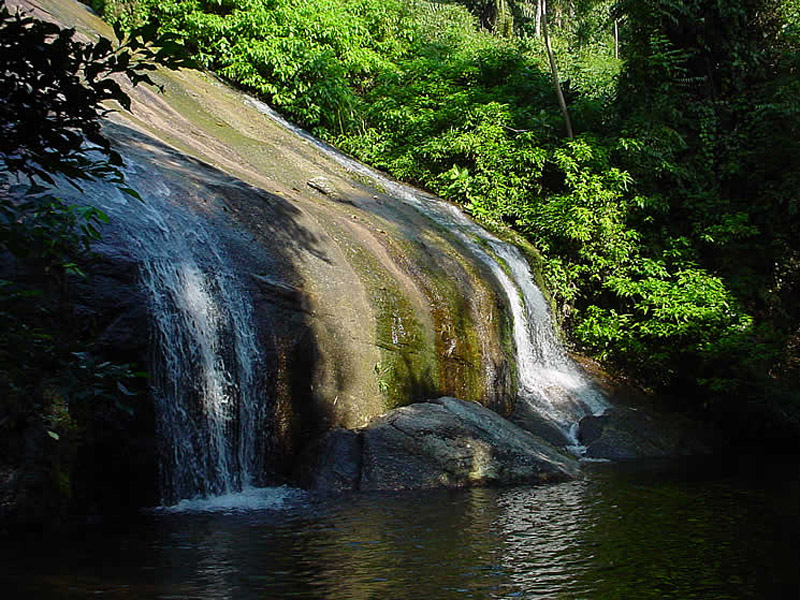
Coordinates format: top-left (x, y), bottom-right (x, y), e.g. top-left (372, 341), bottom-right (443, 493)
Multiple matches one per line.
top-left (63, 262), bottom-right (86, 277)
top-left (119, 186), bottom-right (143, 201)
top-left (117, 381), bottom-right (137, 396)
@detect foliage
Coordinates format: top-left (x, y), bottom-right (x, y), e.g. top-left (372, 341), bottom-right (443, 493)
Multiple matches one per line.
top-left (1, 6), bottom-right (186, 187)
top-left (0, 5), bottom-right (181, 466)
top-left (608, 0), bottom-right (800, 392)
top-left (0, 279), bottom-right (144, 433)
top-left (1, 4), bottom-right (191, 270)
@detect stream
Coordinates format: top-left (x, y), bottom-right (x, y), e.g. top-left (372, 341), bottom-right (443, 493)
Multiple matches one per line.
top-left (3, 455), bottom-right (799, 599)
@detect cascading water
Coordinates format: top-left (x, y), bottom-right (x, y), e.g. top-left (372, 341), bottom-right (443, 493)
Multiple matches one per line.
top-left (248, 98), bottom-right (608, 443)
top-left (74, 158), bottom-right (270, 505)
top-left (65, 96), bottom-right (605, 506)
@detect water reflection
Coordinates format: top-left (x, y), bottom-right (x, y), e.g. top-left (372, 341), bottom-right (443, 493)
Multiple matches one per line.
top-left (289, 490), bottom-right (506, 599)
top-left (494, 482), bottom-right (591, 598)
top-left (3, 460), bottom-right (800, 599)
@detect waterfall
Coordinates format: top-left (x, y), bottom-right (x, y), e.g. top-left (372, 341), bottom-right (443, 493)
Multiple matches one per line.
top-left (78, 159), bottom-right (269, 505)
top-left (248, 98), bottom-right (608, 443)
top-left (67, 97), bottom-right (605, 505)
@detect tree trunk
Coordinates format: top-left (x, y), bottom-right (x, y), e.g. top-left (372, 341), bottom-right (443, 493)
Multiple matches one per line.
top-left (542, 0), bottom-right (574, 139)
top-left (494, 0), bottom-right (514, 37)
top-left (535, 0), bottom-right (543, 37)
top-left (614, 19), bottom-right (619, 59)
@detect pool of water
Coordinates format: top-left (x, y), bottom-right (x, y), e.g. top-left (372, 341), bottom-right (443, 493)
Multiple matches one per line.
top-left (3, 455), bottom-right (799, 599)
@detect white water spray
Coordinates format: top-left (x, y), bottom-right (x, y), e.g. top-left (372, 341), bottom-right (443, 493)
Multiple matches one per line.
top-left (78, 158), bottom-right (268, 505)
top-left (65, 90), bottom-right (606, 508)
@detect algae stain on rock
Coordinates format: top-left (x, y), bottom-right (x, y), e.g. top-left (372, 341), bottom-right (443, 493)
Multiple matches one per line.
top-left (340, 240), bottom-right (437, 409)
top-left (401, 228), bottom-right (515, 413)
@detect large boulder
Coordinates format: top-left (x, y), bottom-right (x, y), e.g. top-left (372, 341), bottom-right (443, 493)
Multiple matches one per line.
top-left (295, 397), bottom-right (579, 492)
top-left (578, 407), bottom-right (721, 460)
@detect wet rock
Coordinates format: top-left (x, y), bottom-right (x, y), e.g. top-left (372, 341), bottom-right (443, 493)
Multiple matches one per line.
top-left (579, 407), bottom-right (721, 460)
top-left (295, 397), bottom-right (579, 492)
top-left (307, 177), bottom-right (349, 204)
top-left (251, 273), bottom-right (309, 312)
top-left (67, 251), bottom-right (150, 360)
top-left (576, 412), bottom-right (605, 445)
top-left (294, 428), bottom-right (361, 492)
top-left (510, 401), bottom-right (574, 447)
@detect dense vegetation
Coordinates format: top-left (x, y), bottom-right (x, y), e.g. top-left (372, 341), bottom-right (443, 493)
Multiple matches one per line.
top-left (93, 0), bottom-right (799, 415)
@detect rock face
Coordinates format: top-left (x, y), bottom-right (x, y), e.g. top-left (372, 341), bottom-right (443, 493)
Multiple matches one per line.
top-left (293, 429), bottom-right (363, 492)
top-left (10, 0), bottom-right (518, 437)
top-left (578, 407), bottom-right (721, 460)
top-left (68, 250), bottom-right (150, 363)
top-left (3, 0), bottom-right (527, 521)
top-left (295, 398), bottom-right (579, 491)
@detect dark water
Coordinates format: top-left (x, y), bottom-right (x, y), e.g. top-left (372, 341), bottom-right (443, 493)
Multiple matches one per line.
top-left (3, 456), bottom-right (799, 599)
